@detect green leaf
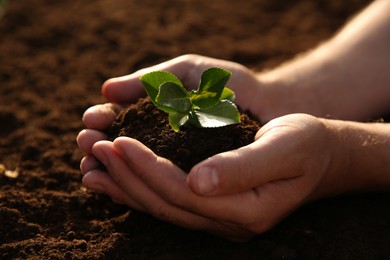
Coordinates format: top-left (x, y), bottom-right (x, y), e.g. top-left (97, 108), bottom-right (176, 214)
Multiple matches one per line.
top-left (169, 112), bottom-right (189, 132)
top-left (140, 71), bottom-right (183, 105)
top-left (191, 68), bottom-right (232, 109)
top-left (187, 110), bottom-right (202, 128)
top-left (139, 67), bottom-right (240, 131)
top-left (220, 87), bottom-right (236, 101)
top-left (192, 100), bottom-right (241, 128)
top-left (156, 82), bottom-right (191, 114)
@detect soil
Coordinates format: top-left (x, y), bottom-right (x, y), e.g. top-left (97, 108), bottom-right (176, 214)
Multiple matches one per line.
top-left (108, 97), bottom-right (260, 172)
top-left (1, 0), bottom-right (390, 259)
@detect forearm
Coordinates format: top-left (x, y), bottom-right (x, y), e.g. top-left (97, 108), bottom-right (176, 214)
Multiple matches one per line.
top-left (318, 119), bottom-right (390, 198)
top-left (257, 0), bottom-right (390, 122)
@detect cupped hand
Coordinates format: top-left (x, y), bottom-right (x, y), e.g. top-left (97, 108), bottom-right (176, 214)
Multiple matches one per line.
top-left (78, 113), bottom-right (340, 241)
top-left (100, 54), bottom-right (264, 117)
top-left (77, 54), bottom-right (267, 175)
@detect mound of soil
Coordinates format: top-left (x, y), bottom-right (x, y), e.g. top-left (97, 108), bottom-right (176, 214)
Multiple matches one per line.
top-left (2, 0), bottom-right (390, 259)
top-left (108, 97), bottom-right (260, 172)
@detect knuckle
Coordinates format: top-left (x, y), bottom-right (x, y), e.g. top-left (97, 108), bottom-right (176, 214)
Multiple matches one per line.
top-left (179, 53), bottom-right (199, 61)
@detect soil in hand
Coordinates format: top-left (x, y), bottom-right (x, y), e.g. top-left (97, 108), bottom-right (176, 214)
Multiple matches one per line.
top-left (108, 97), bottom-right (261, 172)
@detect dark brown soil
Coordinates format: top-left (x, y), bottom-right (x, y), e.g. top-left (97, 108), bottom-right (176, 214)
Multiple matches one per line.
top-left (108, 97), bottom-right (260, 172)
top-left (2, 0), bottom-right (390, 259)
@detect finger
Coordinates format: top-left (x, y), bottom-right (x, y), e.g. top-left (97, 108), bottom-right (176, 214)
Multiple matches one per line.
top-left (77, 129), bottom-right (107, 154)
top-left (102, 54), bottom-right (261, 120)
top-left (102, 54), bottom-right (219, 103)
top-left (80, 155), bottom-right (101, 174)
top-left (187, 114), bottom-right (328, 196)
top-left (91, 140), bottom-right (186, 219)
top-left (82, 103), bottom-right (122, 130)
top-left (187, 131), bottom-right (303, 196)
top-left (111, 137), bottom-right (262, 224)
top-left (102, 74), bottom-right (146, 104)
top-left (112, 136), bottom-right (313, 234)
top-left (82, 169), bottom-right (144, 210)
top-left (91, 139), bottom-right (250, 238)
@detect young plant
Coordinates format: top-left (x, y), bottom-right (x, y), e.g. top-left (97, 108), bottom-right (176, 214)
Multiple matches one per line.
top-left (140, 67), bottom-right (241, 131)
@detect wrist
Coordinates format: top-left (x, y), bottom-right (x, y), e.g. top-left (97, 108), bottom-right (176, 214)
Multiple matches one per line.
top-left (319, 119), bottom-right (390, 197)
top-left (255, 57), bottom-right (328, 122)
top-left (345, 122), bottom-right (390, 191)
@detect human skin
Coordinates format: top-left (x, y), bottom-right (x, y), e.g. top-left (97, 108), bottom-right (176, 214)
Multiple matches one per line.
top-left (77, 0), bottom-right (390, 241)
top-left (258, 0), bottom-right (390, 122)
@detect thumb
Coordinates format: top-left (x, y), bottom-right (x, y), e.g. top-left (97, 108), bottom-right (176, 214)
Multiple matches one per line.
top-left (102, 55), bottom-right (201, 104)
top-left (187, 134), bottom-right (301, 196)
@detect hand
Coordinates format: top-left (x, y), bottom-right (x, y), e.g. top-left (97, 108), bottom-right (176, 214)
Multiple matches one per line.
top-left (77, 54), bottom-right (268, 160)
top-left (78, 112), bottom-right (340, 241)
top-left (77, 54), bottom-right (269, 203)
top-left (99, 54), bottom-right (265, 117)
top-left (77, 53), bottom-right (269, 202)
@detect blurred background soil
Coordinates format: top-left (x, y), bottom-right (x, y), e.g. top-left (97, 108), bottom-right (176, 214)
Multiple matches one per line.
top-left (1, 0), bottom-right (389, 259)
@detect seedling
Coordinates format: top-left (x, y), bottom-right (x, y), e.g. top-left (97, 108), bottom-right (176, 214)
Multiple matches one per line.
top-left (140, 67), bottom-right (241, 131)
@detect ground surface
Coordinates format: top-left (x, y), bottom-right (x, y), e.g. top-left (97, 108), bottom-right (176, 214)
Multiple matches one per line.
top-left (1, 0), bottom-right (389, 259)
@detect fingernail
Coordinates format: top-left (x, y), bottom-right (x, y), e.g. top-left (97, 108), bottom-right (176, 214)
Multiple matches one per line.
top-left (82, 172), bottom-right (105, 193)
top-left (195, 166), bottom-right (218, 195)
